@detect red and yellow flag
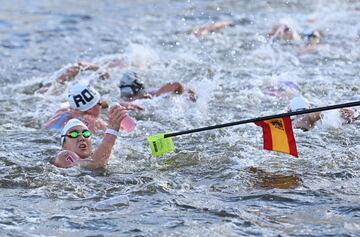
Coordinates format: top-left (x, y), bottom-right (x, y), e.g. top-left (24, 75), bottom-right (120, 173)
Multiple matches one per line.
top-left (255, 117), bottom-right (298, 157)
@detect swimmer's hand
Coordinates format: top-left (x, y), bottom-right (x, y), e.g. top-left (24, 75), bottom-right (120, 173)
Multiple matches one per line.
top-left (108, 105), bottom-right (128, 131)
top-left (340, 108), bottom-right (358, 123)
top-left (174, 85), bottom-right (198, 102)
top-left (100, 99), bottom-right (110, 109)
top-left (186, 88), bottom-right (198, 102)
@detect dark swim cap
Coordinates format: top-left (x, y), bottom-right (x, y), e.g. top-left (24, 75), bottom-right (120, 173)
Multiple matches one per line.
top-left (119, 71), bottom-right (145, 97)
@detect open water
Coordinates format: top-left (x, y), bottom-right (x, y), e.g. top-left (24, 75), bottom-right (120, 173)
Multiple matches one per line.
top-left (1, 0), bottom-right (360, 236)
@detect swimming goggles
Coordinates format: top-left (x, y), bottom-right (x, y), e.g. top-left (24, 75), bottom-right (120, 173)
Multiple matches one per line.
top-left (304, 31), bottom-right (320, 43)
top-left (61, 130), bottom-right (92, 139)
top-left (120, 78), bottom-right (145, 95)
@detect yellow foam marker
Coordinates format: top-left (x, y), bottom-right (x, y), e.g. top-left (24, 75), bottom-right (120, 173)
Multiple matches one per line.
top-left (147, 133), bottom-right (174, 157)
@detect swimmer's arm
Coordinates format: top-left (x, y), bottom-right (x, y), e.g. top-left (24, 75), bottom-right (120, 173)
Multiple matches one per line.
top-left (78, 133), bottom-right (117, 169)
top-left (78, 61), bottom-right (111, 80)
top-left (151, 82), bottom-right (197, 102)
top-left (119, 102), bottom-right (144, 111)
top-left (78, 61), bottom-right (99, 71)
top-left (56, 65), bottom-right (81, 84)
top-left (267, 24), bottom-right (280, 37)
top-left (126, 93), bottom-right (153, 101)
top-left (193, 21), bottom-right (234, 36)
top-left (151, 82), bottom-right (185, 97)
top-left (339, 108), bottom-right (358, 123)
top-left (43, 108), bottom-right (71, 129)
top-left (56, 61), bottom-right (100, 84)
top-left (107, 59), bottom-right (127, 69)
top-left (294, 112), bottom-right (321, 131)
top-left (78, 106), bottom-right (124, 169)
top-left (53, 134), bottom-right (116, 169)
top-left (54, 142), bottom-right (115, 169)
top-left (207, 21), bottom-right (235, 33)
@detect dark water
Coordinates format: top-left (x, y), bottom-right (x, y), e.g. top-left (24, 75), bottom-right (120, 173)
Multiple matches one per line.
top-left (1, 0), bottom-right (360, 236)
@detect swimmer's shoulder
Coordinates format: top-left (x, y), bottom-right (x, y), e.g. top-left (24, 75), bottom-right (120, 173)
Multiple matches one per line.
top-left (45, 109), bottom-right (83, 130)
top-left (53, 150), bottom-right (80, 168)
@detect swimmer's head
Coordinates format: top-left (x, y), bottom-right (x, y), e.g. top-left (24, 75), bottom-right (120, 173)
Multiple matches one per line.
top-left (60, 119), bottom-right (92, 158)
top-left (60, 118), bottom-right (89, 146)
top-left (304, 30), bottom-right (322, 45)
top-left (68, 84), bottom-right (101, 113)
top-left (119, 71), bottom-right (145, 98)
top-left (288, 96), bottom-right (310, 112)
top-left (269, 23), bottom-right (301, 41)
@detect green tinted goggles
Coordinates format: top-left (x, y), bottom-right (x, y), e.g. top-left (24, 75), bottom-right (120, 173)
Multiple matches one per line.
top-left (62, 130), bottom-right (92, 139)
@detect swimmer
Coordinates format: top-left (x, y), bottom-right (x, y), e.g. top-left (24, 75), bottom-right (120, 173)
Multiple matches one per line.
top-left (44, 84), bottom-right (141, 132)
top-left (267, 23), bottom-right (301, 41)
top-left (36, 61), bottom-right (197, 102)
top-left (288, 96), bottom-right (358, 131)
top-left (119, 71), bottom-right (197, 102)
top-left (297, 30), bottom-right (322, 55)
top-left (191, 20), bottom-right (235, 37)
top-left (36, 61), bottom-right (112, 94)
top-left (52, 110), bottom-right (125, 168)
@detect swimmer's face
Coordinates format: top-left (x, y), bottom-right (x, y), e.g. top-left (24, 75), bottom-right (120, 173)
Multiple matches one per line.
top-left (281, 25), bottom-right (295, 40)
top-left (272, 24), bottom-right (299, 41)
top-left (62, 125), bottom-right (92, 159)
top-left (308, 32), bottom-right (321, 45)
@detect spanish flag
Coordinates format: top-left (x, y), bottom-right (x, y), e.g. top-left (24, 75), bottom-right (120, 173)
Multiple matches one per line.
top-left (255, 117), bottom-right (298, 157)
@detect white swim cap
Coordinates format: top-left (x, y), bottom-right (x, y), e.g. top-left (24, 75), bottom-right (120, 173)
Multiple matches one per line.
top-left (61, 118), bottom-right (89, 146)
top-left (68, 84), bottom-right (101, 112)
top-left (289, 96), bottom-right (310, 111)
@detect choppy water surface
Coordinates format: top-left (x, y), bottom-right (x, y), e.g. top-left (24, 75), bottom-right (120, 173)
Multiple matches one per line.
top-left (1, 0), bottom-right (360, 236)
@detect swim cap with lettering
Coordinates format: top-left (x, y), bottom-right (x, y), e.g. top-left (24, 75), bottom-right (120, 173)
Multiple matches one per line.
top-left (68, 84), bottom-right (101, 112)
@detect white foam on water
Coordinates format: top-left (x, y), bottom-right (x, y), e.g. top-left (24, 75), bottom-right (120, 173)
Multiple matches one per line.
top-left (127, 44), bottom-right (160, 70)
top-left (319, 109), bottom-right (343, 129)
top-left (2, 1), bottom-right (360, 236)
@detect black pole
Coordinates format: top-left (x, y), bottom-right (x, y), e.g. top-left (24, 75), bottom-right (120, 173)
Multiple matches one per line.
top-left (164, 100), bottom-right (360, 138)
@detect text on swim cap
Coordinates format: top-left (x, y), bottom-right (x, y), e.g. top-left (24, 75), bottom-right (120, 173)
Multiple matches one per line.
top-left (73, 88), bottom-right (95, 108)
